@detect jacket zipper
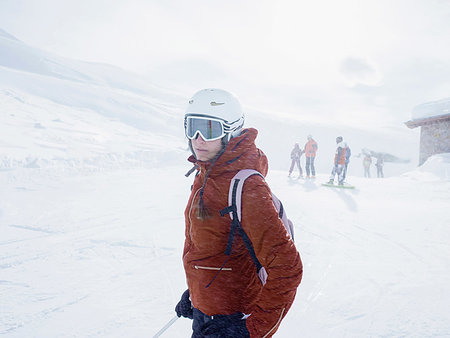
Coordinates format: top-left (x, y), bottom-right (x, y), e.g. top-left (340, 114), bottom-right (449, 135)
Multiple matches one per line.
top-left (194, 265), bottom-right (232, 271)
top-left (188, 188), bottom-right (201, 241)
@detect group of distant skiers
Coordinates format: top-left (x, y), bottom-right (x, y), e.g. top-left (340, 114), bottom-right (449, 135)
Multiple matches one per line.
top-left (289, 136), bottom-right (384, 184)
top-left (363, 152), bottom-right (384, 178)
top-left (289, 135), bottom-right (351, 185)
top-left (288, 135), bottom-right (318, 179)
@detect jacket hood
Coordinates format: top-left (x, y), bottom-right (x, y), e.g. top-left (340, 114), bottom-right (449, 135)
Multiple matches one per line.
top-left (188, 128), bottom-right (268, 177)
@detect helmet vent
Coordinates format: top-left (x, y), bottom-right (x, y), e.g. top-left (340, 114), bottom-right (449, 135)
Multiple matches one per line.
top-left (210, 101), bottom-right (225, 106)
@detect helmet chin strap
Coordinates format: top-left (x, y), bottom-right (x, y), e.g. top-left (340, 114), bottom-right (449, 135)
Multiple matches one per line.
top-left (228, 127), bottom-right (243, 141)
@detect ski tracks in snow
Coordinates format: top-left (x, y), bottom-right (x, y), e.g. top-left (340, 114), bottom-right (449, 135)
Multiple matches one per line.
top-left (0, 167), bottom-right (188, 336)
top-left (271, 171), bottom-right (450, 337)
top-left (1, 167), bottom-right (449, 337)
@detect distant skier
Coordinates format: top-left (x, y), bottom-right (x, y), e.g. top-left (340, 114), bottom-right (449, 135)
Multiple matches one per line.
top-left (375, 153), bottom-right (384, 178)
top-left (327, 136), bottom-right (347, 185)
top-left (363, 154), bottom-right (372, 178)
top-left (304, 135), bottom-right (318, 178)
top-left (342, 142), bottom-right (351, 181)
top-left (288, 143), bottom-right (304, 178)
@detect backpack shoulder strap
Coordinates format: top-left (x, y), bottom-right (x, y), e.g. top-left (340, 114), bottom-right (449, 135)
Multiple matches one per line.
top-left (227, 169), bottom-right (264, 222)
top-left (220, 169), bottom-right (268, 285)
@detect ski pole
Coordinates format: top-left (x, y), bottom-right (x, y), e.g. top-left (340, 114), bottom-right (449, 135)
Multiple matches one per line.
top-left (152, 315), bottom-right (179, 338)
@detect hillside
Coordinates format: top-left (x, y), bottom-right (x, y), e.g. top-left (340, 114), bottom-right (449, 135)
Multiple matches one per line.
top-left (0, 28), bottom-right (186, 170)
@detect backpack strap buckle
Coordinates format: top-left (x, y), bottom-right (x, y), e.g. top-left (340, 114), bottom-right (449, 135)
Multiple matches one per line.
top-left (219, 206), bottom-right (233, 217)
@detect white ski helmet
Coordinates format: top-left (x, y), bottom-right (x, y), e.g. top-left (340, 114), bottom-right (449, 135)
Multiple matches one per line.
top-left (184, 88), bottom-right (244, 142)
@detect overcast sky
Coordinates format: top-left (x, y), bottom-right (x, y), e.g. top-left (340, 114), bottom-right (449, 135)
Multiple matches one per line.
top-left (1, 0), bottom-right (450, 128)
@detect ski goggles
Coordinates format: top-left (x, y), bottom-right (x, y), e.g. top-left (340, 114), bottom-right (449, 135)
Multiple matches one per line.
top-left (185, 116), bottom-right (226, 141)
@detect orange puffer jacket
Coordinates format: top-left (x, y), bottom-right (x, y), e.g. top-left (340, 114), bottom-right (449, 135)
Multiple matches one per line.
top-left (183, 128), bottom-right (303, 337)
top-left (304, 139), bottom-right (318, 158)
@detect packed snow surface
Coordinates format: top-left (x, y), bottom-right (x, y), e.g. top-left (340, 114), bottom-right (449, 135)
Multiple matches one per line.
top-left (1, 154), bottom-right (449, 337)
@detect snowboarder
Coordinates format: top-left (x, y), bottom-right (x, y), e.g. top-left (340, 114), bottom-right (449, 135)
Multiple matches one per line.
top-left (327, 136), bottom-right (347, 186)
top-left (176, 88), bottom-right (303, 337)
top-left (288, 143), bottom-right (303, 178)
top-left (304, 135), bottom-right (318, 178)
top-left (363, 153), bottom-right (372, 178)
top-left (376, 153), bottom-right (384, 178)
top-left (342, 142), bottom-right (351, 181)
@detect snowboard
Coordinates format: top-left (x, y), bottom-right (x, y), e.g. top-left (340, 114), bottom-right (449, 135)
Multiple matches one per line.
top-left (322, 182), bottom-right (355, 189)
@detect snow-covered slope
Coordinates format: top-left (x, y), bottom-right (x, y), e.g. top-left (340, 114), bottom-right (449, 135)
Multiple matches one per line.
top-left (0, 29), bottom-right (188, 169)
top-left (0, 155), bottom-right (449, 337)
top-left (0, 88), bottom-right (186, 170)
top-left (402, 153), bottom-right (450, 181)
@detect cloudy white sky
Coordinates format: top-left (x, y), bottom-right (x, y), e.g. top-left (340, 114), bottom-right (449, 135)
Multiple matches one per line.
top-left (1, 0), bottom-right (450, 128)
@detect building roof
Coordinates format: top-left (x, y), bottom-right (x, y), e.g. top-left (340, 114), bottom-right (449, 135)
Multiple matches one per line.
top-left (412, 97), bottom-right (450, 119)
top-left (405, 97), bottom-right (450, 129)
top-left (405, 113), bottom-right (450, 129)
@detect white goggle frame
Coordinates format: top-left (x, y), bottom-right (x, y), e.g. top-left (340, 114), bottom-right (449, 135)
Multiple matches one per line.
top-left (185, 115), bottom-right (242, 141)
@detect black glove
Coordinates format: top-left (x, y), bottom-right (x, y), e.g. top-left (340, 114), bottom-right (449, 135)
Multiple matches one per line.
top-left (201, 312), bottom-right (249, 337)
top-left (175, 289), bottom-right (193, 319)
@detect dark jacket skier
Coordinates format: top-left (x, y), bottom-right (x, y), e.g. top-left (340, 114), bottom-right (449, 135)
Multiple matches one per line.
top-left (343, 142), bottom-right (351, 180)
top-left (288, 143), bottom-right (303, 177)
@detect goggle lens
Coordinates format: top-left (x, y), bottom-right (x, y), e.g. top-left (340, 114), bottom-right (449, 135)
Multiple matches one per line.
top-left (185, 117), bottom-right (225, 141)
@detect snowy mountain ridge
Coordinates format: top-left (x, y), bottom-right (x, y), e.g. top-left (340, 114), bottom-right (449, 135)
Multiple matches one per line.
top-left (0, 27), bottom-right (180, 98)
top-left (0, 28), bottom-right (187, 171)
top-left (0, 28), bottom-right (19, 41)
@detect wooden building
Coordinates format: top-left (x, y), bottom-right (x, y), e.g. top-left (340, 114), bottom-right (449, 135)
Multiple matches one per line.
top-left (405, 98), bottom-right (450, 165)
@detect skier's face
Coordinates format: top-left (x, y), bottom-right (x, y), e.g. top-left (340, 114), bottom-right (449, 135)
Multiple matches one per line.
top-left (192, 135), bottom-right (223, 161)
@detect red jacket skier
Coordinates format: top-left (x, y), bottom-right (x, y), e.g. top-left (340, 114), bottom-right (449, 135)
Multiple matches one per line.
top-left (304, 135), bottom-right (318, 178)
top-left (328, 136), bottom-right (347, 185)
top-left (176, 89), bottom-right (303, 337)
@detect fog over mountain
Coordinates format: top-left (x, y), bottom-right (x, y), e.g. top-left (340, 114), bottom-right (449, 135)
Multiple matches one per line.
top-left (0, 28), bottom-right (418, 176)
